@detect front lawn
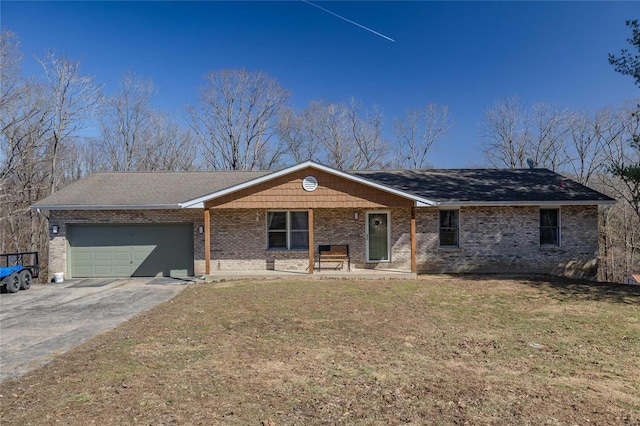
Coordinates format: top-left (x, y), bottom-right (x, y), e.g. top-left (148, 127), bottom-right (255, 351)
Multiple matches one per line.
top-left (1, 275), bottom-right (639, 425)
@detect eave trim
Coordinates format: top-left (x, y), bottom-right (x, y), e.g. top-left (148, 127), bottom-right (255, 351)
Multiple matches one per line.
top-left (434, 200), bottom-right (616, 207)
top-left (29, 204), bottom-right (182, 211)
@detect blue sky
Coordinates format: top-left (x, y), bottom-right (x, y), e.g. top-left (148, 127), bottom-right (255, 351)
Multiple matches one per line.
top-left (2, 1), bottom-right (638, 168)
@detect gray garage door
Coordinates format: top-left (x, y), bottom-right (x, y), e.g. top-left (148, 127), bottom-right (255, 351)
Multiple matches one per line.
top-left (68, 224), bottom-right (194, 278)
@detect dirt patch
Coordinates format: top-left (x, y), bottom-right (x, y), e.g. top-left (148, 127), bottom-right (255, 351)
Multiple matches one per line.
top-left (1, 276), bottom-right (639, 425)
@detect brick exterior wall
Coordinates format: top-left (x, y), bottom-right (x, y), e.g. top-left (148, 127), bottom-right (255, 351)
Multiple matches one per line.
top-left (47, 205), bottom-right (600, 280)
top-left (414, 205), bottom-right (599, 278)
top-left (208, 207), bottom-right (413, 271)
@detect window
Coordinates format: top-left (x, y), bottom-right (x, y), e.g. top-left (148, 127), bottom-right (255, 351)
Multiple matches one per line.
top-left (540, 208), bottom-right (560, 246)
top-left (267, 211), bottom-right (309, 250)
top-left (439, 210), bottom-right (459, 248)
top-left (289, 211), bottom-right (309, 249)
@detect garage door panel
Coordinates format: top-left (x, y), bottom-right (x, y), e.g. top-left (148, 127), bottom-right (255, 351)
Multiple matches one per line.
top-left (69, 224), bottom-right (193, 278)
top-left (94, 251), bottom-right (114, 262)
top-left (94, 265), bottom-right (116, 276)
top-left (113, 251), bottom-right (133, 262)
top-left (73, 265), bottom-right (92, 276)
top-left (73, 251), bottom-right (92, 262)
top-left (132, 246), bottom-right (155, 261)
top-left (113, 265), bottom-right (133, 276)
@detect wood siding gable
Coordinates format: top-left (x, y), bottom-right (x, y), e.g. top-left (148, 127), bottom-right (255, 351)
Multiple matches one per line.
top-left (205, 168), bottom-right (413, 209)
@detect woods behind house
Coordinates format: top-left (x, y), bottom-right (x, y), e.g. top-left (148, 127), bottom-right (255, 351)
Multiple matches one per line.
top-left (1, 30), bottom-right (638, 282)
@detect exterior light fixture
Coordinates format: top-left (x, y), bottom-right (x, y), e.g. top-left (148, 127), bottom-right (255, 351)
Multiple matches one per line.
top-left (354, 212), bottom-right (359, 220)
top-left (52, 225), bottom-right (59, 234)
top-left (198, 225), bottom-right (204, 234)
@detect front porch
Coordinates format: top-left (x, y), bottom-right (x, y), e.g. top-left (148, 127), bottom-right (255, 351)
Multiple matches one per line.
top-left (190, 165), bottom-right (430, 276)
top-left (201, 206), bottom-right (419, 276)
top-left (203, 267), bottom-right (417, 282)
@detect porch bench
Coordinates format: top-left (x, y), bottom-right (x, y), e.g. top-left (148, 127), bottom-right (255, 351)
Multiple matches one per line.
top-left (317, 244), bottom-right (350, 271)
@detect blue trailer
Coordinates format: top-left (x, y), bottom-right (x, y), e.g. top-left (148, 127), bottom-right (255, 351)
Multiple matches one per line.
top-left (0, 252), bottom-right (39, 293)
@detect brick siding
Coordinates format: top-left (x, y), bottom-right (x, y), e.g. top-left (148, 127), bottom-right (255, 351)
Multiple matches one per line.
top-left (47, 205), bottom-right (600, 280)
top-left (415, 205), bottom-right (598, 278)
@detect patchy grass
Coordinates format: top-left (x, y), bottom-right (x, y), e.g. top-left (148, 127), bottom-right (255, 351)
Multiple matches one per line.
top-left (1, 275), bottom-right (639, 425)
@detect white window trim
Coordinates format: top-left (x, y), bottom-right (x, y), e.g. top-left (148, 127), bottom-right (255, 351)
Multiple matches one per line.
top-left (266, 210), bottom-right (309, 251)
top-left (438, 208), bottom-right (460, 248)
top-left (539, 207), bottom-right (561, 248)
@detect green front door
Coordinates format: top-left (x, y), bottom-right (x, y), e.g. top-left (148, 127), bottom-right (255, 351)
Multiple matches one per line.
top-left (367, 212), bottom-right (390, 262)
top-left (68, 224), bottom-right (194, 278)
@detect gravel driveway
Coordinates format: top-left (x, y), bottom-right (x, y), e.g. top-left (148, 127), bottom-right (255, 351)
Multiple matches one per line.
top-left (0, 277), bottom-right (190, 381)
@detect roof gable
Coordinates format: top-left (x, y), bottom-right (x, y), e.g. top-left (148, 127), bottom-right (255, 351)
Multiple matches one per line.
top-left (180, 161), bottom-right (438, 208)
top-left (204, 166), bottom-right (416, 209)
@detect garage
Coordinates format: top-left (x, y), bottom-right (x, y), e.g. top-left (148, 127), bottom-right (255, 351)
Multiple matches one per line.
top-left (68, 224), bottom-right (194, 278)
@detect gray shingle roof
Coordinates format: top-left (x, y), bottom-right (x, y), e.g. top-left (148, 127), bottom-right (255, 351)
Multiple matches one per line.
top-left (32, 166), bottom-right (614, 209)
top-left (351, 168), bottom-right (615, 204)
top-left (32, 171), bottom-right (269, 208)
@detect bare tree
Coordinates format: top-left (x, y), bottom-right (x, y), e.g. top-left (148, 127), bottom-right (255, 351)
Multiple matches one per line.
top-left (1, 32), bottom-right (49, 186)
top-left (0, 31), bottom-right (23, 115)
top-left (1, 32), bottom-right (50, 255)
top-left (599, 100), bottom-right (640, 219)
top-left (394, 103), bottom-right (452, 169)
top-left (97, 72), bottom-right (156, 171)
top-left (482, 97), bottom-right (572, 171)
top-left (348, 99), bottom-right (388, 169)
top-left (584, 102), bottom-right (640, 282)
top-left (286, 99), bottom-right (389, 170)
top-left (188, 69), bottom-right (290, 171)
top-left (1, 35), bottom-right (101, 273)
top-left (277, 107), bottom-right (312, 164)
top-left (307, 100), bottom-right (353, 169)
top-left (481, 96), bottom-right (528, 169)
top-left (97, 73), bottom-right (198, 172)
top-left (565, 110), bottom-right (605, 185)
top-left (37, 51), bottom-right (101, 194)
top-left (527, 103), bottom-right (570, 171)
top-left (607, 20), bottom-right (640, 222)
top-left (142, 113), bottom-right (198, 171)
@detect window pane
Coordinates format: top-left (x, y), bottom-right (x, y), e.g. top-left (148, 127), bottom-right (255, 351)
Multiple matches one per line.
top-left (267, 212), bottom-right (286, 230)
top-left (268, 232), bottom-right (287, 248)
top-left (540, 209), bottom-right (558, 227)
top-left (540, 228), bottom-right (558, 246)
top-left (290, 211), bottom-right (308, 230)
top-left (290, 231), bottom-right (309, 249)
top-left (440, 229), bottom-right (458, 247)
top-left (440, 210), bottom-right (458, 227)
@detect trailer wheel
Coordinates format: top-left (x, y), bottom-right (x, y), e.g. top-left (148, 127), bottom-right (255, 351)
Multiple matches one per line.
top-left (19, 269), bottom-right (32, 290)
top-left (5, 273), bottom-right (20, 293)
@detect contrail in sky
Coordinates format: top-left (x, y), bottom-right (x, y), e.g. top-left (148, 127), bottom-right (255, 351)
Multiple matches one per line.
top-left (302, 0), bottom-right (395, 42)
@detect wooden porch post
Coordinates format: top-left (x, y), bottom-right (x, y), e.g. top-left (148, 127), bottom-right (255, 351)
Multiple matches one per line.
top-left (204, 208), bottom-right (211, 275)
top-left (308, 208), bottom-right (314, 274)
top-left (411, 206), bottom-right (417, 273)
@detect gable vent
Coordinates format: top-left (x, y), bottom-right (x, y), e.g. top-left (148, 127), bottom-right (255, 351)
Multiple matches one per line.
top-left (302, 176), bottom-right (318, 192)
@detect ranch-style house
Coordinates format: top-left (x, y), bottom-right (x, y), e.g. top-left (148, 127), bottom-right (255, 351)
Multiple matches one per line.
top-left (32, 161), bottom-right (615, 280)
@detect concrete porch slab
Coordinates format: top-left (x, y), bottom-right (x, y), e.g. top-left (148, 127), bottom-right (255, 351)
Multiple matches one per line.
top-left (203, 268), bottom-right (417, 281)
